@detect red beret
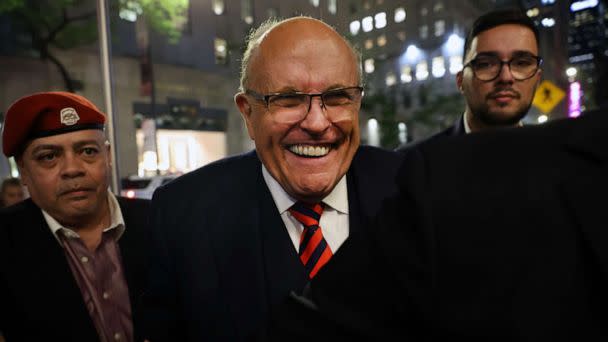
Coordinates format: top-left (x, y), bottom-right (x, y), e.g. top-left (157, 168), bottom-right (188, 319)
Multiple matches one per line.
top-left (2, 92), bottom-right (106, 157)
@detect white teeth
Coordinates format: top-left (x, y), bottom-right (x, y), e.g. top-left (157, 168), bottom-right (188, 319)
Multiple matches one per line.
top-left (289, 145), bottom-right (330, 157)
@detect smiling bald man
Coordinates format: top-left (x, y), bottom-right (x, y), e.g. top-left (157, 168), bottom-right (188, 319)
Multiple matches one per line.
top-left (140, 16), bottom-right (403, 341)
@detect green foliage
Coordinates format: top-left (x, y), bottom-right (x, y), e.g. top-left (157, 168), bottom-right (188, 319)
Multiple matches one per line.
top-left (133, 0), bottom-right (189, 44)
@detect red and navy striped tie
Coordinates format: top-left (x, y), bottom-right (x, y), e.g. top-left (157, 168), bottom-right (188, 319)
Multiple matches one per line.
top-left (289, 202), bottom-right (333, 279)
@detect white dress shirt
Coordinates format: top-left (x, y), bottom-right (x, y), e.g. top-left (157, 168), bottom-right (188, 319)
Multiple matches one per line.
top-left (262, 165), bottom-right (349, 253)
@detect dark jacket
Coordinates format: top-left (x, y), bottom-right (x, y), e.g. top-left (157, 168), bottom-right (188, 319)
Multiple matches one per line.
top-left (0, 197), bottom-right (150, 341)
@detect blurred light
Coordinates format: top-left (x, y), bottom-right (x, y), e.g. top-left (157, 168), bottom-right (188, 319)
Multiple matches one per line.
top-left (434, 20), bottom-right (445, 37)
top-left (401, 65), bottom-right (412, 83)
top-left (244, 16), bottom-right (253, 24)
top-left (402, 44), bottom-right (422, 64)
top-left (310, 0), bottom-right (319, 7)
top-left (444, 33), bottom-right (464, 56)
top-left (569, 53), bottom-right (594, 63)
top-left (350, 20), bottom-right (361, 35)
top-left (362, 16), bottom-right (374, 32)
top-left (416, 61), bottom-right (429, 80)
top-left (126, 190), bottom-right (136, 199)
top-left (569, 82), bottom-right (581, 118)
top-left (541, 17), bottom-right (555, 27)
top-left (386, 73), bottom-right (397, 86)
top-left (537, 115), bottom-right (548, 123)
top-left (394, 7), bottom-right (406, 23)
top-left (377, 35), bottom-right (387, 47)
top-left (541, 0), bottom-right (556, 4)
top-left (570, 0), bottom-right (598, 12)
top-left (526, 8), bottom-right (540, 17)
top-left (212, 0), bottom-right (224, 15)
top-left (449, 56), bottom-right (463, 74)
top-left (432, 56), bottom-right (446, 78)
top-left (364, 58), bottom-right (375, 73)
top-left (365, 39), bottom-right (373, 50)
top-left (143, 151), bottom-right (158, 171)
top-left (398, 122), bottom-right (407, 144)
top-left (328, 0), bottom-right (337, 14)
top-left (566, 67), bottom-right (577, 78)
top-left (375, 12), bottom-right (387, 29)
top-left (367, 118), bottom-right (380, 146)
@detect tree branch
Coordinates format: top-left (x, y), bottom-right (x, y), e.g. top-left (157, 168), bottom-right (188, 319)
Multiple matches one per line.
top-left (46, 51), bottom-right (75, 92)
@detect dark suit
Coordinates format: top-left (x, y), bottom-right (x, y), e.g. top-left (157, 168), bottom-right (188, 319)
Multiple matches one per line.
top-left (268, 111), bottom-right (608, 340)
top-left (0, 197), bottom-right (150, 341)
top-left (140, 145), bottom-right (402, 341)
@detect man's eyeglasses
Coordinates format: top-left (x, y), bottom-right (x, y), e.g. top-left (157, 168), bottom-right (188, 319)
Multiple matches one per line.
top-left (245, 86), bottom-right (364, 124)
top-left (464, 54), bottom-right (542, 82)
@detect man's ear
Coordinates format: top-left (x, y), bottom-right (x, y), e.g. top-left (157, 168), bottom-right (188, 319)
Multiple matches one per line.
top-left (235, 93), bottom-right (256, 140)
top-left (456, 71), bottom-right (464, 93)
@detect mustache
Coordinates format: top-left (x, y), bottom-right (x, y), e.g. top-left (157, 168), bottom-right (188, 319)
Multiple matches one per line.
top-left (487, 88), bottom-right (521, 99)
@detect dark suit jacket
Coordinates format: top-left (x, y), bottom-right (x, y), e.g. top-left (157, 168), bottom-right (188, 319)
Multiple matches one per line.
top-left (140, 145), bottom-right (402, 341)
top-left (0, 197), bottom-right (150, 341)
top-left (268, 111), bottom-right (608, 340)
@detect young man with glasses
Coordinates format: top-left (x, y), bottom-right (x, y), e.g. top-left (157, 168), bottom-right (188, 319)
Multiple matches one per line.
top-left (140, 16), bottom-right (403, 341)
top-left (401, 9), bottom-right (542, 147)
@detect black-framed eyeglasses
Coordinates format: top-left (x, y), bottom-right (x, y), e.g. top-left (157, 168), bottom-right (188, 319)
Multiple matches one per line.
top-left (464, 54), bottom-right (543, 81)
top-left (245, 86), bottom-right (364, 124)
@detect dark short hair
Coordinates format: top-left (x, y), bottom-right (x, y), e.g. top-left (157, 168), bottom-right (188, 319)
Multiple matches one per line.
top-left (463, 8), bottom-right (540, 60)
top-left (1, 178), bottom-right (21, 193)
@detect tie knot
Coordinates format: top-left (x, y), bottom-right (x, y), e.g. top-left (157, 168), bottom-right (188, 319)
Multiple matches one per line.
top-left (288, 202), bottom-right (324, 227)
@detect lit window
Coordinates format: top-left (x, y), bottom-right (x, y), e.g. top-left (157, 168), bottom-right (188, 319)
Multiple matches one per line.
top-left (421, 7), bottom-right (428, 16)
top-left (386, 72), bottom-right (397, 86)
top-left (214, 38), bottom-right (227, 64)
top-left (241, 0), bottom-right (253, 24)
top-left (362, 16), bottom-right (374, 32)
top-left (212, 0), bottom-right (224, 15)
top-left (365, 39), bottom-right (374, 50)
top-left (541, 17), bottom-right (555, 27)
top-left (394, 7), bottom-right (406, 22)
top-left (363, 1), bottom-right (371, 10)
top-left (350, 20), bottom-right (361, 35)
top-left (377, 34), bottom-right (387, 47)
top-left (434, 20), bottom-right (445, 37)
top-left (527, 8), bottom-right (540, 17)
top-left (365, 58), bottom-right (375, 73)
top-left (449, 56), bottom-right (463, 74)
top-left (433, 2), bottom-right (444, 12)
top-left (416, 61), bottom-right (429, 80)
top-left (401, 66), bottom-right (412, 83)
top-left (328, 0), bottom-right (337, 14)
top-left (310, 0), bottom-right (319, 7)
top-left (432, 56), bottom-right (446, 78)
top-left (375, 12), bottom-right (387, 29)
top-left (396, 31), bottom-right (406, 41)
top-left (420, 25), bottom-right (428, 39)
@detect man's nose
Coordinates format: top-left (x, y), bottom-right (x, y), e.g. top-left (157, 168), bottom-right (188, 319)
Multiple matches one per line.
top-left (299, 96), bottom-right (331, 134)
top-left (496, 62), bottom-right (515, 83)
top-left (61, 153), bottom-right (86, 178)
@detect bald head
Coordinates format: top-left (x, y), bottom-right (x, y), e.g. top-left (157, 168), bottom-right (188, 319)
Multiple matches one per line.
top-left (239, 16), bottom-right (361, 92)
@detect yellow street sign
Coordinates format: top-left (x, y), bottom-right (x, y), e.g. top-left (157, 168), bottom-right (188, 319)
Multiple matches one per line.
top-left (532, 80), bottom-right (566, 114)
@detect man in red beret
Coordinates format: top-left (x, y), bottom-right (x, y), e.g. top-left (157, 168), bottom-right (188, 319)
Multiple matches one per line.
top-left (0, 91), bottom-right (150, 342)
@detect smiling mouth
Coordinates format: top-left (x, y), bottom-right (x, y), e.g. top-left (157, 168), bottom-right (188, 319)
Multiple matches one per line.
top-left (288, 144), bottom-right (331, 157)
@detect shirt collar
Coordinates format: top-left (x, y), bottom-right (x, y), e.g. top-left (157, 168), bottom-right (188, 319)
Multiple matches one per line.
top-left (43, 190), bottom-right (126, 244)
top-left (261, 164), bottom-right (349, 215)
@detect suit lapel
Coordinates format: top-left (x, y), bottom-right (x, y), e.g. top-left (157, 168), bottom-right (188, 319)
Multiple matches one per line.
top-left (16, 201), bottom-right (97, 339)
top-left (116, 198), bottom-right (146, 313)
top-left (209, 154), bottom-right (306, 339)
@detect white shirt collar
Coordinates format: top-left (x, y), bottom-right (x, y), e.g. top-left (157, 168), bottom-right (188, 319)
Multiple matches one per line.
top-left (261, 164), bottom-right (349, 215)
top-left (43, 190), bottom-right (126, 244)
